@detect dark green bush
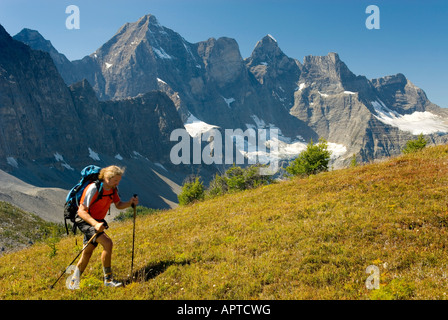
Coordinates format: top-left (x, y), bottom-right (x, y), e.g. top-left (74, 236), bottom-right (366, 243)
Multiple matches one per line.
top-left (286, 138), bottom-right (332, 177)
top-left (402, 133), bottom-right (428, 154)
top-left (178, 177), bottom-right (205, 206)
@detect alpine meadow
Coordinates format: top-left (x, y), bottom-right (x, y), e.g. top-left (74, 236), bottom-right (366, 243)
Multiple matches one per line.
top-left (2, 145), bottom-right (448, 299)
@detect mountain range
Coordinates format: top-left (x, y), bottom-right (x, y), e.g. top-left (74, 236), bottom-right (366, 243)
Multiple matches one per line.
top-left (2, 13), bottom-right (448, 222)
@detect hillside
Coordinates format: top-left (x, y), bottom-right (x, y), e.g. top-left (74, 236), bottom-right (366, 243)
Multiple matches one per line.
top-left (0, 201), bottom-right (63, 255)
top-left (1, 145), bottom-right (448, 300)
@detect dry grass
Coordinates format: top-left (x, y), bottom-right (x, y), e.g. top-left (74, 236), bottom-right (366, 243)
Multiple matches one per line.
top-left (2, 145), bottom-right (448, 300)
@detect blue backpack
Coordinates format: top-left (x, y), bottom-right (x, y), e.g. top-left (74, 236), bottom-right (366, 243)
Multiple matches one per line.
top-left (63, 165), bottom-right (104, 235)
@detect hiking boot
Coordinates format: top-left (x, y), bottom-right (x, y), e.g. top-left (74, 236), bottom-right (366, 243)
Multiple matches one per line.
top-left (104, 277), bottom-right (123, 287)
top-left (68, 275), bottom-right (80, 290)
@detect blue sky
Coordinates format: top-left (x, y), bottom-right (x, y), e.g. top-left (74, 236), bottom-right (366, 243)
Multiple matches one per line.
top-left (0, 0), bottom-right (447, 107)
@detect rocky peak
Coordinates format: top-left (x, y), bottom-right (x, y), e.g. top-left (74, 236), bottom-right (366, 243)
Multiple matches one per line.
top-left (197, 37), bottom-right (245, 86)
top-left (371, 73), bottom-right (407, 88)
top-left (300, 52), bottom-right (359, 94)
top-left (372, 73), bottom-right (430, 113)
top-left (12, 28), bottom-right (81, 86)
top-left (303, 52), bottom-right (352, 78)
top-left (13, 29), bottom-right (55, 54)
top-left (246, 34), bottom-right (301, 87)
top-left (250, 34), bottom-right (282, 61)
top-left (13, 29), bottom-right (71, 66)
top-left (0, 24), bottom-right (11, 43)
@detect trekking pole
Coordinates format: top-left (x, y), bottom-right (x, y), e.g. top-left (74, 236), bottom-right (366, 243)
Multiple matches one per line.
top-left (130, 194), bottom-right (138, 279)
top-left (49, 232), bottom-right (100, 289)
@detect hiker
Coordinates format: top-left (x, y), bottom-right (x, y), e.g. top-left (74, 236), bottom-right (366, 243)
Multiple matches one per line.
top-left (69, 165), bottom-right (138, 289)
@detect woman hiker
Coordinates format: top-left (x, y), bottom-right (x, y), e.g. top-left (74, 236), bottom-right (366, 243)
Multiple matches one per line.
top-left (68, 165), bottom-right (139, 289)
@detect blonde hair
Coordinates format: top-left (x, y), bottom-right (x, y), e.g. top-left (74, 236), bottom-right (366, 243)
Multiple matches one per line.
top-left (99, 165), bottom-right (125, 181)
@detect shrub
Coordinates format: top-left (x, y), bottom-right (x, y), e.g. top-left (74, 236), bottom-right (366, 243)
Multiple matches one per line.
top-left (286, 138), bottom-right (332, 177)
top-left (350, 154), bottom-right (358, 167)
top-left (370, 279), bottom-right (416, 300)
top-left (207, 165), bottom-right (273, 198)
top-left (208, 173), bottom-right (229, 197)
top-left (178, 177), bottom-right (205, 206)
top-left (402, 133), bottom-right (428, 154)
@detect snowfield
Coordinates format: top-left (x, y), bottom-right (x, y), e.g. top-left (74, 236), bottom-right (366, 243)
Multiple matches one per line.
top-left (371, 100), bottom-right (448, 135)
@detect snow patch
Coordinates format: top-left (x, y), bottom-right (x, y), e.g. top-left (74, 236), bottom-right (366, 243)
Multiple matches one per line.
top-left (153, 47), bottom-right (172, 59)
top-left (371, 100), bottom-right (448, 135)
top-left (327, 143), bottom-right (348, 159)
top-left (88, 148), bottom-right (100, 161)
top-left (54, 152), bottom-right (64, 162)
top-left (115, 154), bottom-right (123, 161)
top-left (105, 62), bottom-right (113, 69)
top-left (260, 62), bottom-right (268, 66)
top-left (54, 152), bottom-right (74, 170)
top-left (318, 91), bottom-right (329, 97)
top-left (344, 91), bottom-right (356, 95)
top-left (157, 78), bottom-right (167, 85)
top-left (184, 114), bottom-right (219, 138)
top-left (231, 130), bottom-right (346, 164)
top-left (222, 97), bottom-right (235, 108)
top-left (154, 162), bottom-right (167, 171)
top-left (267, 34), bottom-right (277, 42)
top-left (250, 115), bottom-right (267, 128)
top-left (6, 157), bottom-right (18, 168)
top-left (61, 163), bottom-right (74, 171)
top-left (296, 83), bottom-right (307, 91)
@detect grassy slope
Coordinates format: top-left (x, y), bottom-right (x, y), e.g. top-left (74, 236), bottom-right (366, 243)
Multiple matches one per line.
top-left (1, 145), bottom-right (448, 300)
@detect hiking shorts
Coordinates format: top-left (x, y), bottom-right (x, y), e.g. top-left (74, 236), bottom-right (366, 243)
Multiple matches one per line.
top-left (75, 218), bottom-right (108, 247)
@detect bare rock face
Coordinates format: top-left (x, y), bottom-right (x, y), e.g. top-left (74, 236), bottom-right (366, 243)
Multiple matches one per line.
top-left (290, 52), bottom-right (377, 162)
top-left (0, 25), bottom-right (82, 163)
top-left (198, 37), bottom-right (246, 87)
top-left (372, 73), bottom-right (433, 114)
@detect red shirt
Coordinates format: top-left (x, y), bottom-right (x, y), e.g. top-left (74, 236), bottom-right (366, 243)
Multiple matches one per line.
top-left (79, 182), bottom-right (120, 220)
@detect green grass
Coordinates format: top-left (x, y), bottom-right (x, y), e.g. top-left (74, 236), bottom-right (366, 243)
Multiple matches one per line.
top-left (2, 145), bottom-right (448, 299)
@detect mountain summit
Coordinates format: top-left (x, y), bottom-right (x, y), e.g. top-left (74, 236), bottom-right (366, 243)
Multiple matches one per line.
top-left (249, 34), bottom-right (283, 63)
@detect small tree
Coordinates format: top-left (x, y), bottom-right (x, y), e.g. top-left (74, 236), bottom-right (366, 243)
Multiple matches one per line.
top-left (225, 166), bottom-right (247, 192)
top-left (350, 154), bottom-right (358, 167)
top-left (402, 133), bottom-right (428, 154)
top-left (286, 138), bottom-right (332, 177)
top-left (178, 177), bottom-right (205, 206)
top-left (207, 173), bottom-right (228, 198)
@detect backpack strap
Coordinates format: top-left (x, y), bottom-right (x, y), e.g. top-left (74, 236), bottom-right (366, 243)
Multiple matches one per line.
top-left (87, 180), bottom-right (104, 215)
